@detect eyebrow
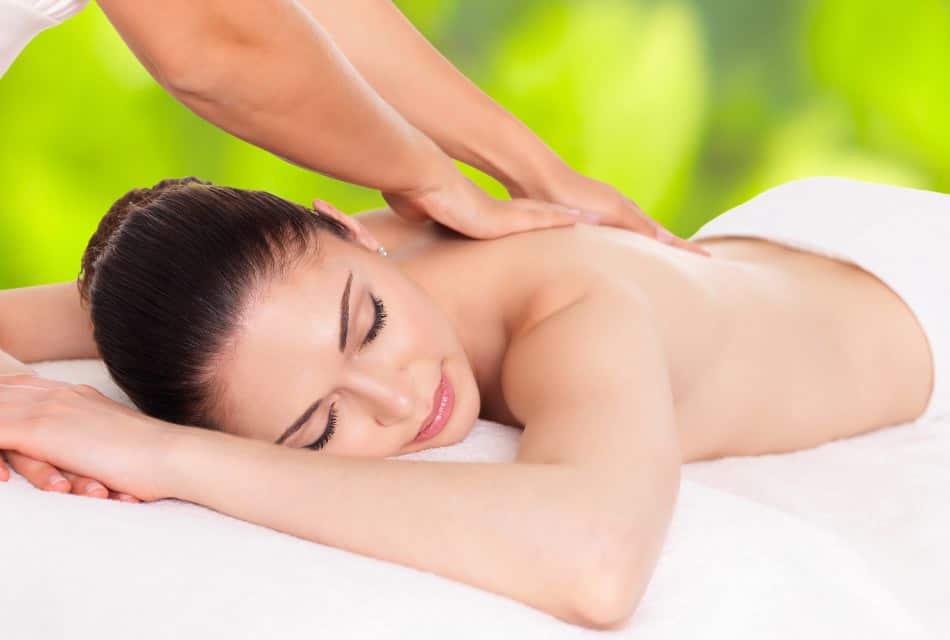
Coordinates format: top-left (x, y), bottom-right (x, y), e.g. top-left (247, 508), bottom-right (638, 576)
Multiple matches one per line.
top-left (274, 270), bottom-right (353, 446)
top-left (339, 270), bottom-right (353, 353)
top-left (275, 399), bottom-right (321, 445)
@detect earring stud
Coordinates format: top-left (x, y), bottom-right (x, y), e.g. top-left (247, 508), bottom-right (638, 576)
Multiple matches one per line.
top-left (377, 246), bottom-right (389, 257)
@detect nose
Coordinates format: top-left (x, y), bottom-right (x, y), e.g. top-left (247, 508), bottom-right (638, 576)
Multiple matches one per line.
top-left (343, 366), bottom-right (415, 425)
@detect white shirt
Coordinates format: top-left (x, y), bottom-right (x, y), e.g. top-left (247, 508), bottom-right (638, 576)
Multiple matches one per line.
top-left (0, 0), bottom-right (89, 78)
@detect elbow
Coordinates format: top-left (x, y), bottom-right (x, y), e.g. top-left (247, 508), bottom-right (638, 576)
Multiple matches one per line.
top-left (152, 47), bottom-right (227, 100)
top-left (571, 468), bottom-right (679, 630)
top-left (560, 518), bottom-right (653, 630)
top-left (571, 554), bottom-right (649, 631)
top-left (146, 29), bottom-right (253, 100)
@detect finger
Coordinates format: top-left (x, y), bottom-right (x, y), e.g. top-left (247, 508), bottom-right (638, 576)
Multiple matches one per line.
top-left (653, 226), bottom-right (711, 256)
top-left (484, 200), bottom-right (599, 238)
top-left (381, 193), bottom-right (431, 224)
top-left (4, 451), bottom-right (71, 493)
top-left (671, 235), bottom-right (711, 256)
top-left (61, 471), bottom-right (109, 499)
top-left (108, 489), bottom-right (141, 503)
top-left (523, 200), bottom-right (602, 226)
top-left (608, 199), bottom-right (660, 235)
top-left (0, 452), bottom-right (9, 482)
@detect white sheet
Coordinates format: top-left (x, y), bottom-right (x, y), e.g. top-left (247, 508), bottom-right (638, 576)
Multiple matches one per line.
top-left (1, 359), bottom-right (945, 639)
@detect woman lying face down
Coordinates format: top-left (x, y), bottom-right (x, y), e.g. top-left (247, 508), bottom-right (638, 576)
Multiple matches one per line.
top-left (0, 175), bottom-right (939, 629)
top-left (78, 178), bottom-right (483, 459)
top-left (79, 176), bottom-right (935, 465)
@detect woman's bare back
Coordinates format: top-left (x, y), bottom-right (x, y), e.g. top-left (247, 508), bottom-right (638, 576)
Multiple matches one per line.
top-left (359, 209), bottom-right (934, 462)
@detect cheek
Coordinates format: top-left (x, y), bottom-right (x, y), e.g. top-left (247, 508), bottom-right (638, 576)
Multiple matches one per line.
top-left (336, 422), bottom-right (397, 457)
top-left (396, 294), bottom-right (455, 352)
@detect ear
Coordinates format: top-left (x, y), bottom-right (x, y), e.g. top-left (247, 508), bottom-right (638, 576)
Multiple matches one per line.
top-left (311, 199), bottom-right (384, 254)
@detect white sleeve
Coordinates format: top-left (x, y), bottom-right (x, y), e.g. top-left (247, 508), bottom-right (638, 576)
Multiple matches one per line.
top-left (0, 0), bottom-right (89, 78)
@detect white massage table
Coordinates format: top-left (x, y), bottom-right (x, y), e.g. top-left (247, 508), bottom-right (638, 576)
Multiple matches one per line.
top-left (1, 359), bottom-right (946, 639)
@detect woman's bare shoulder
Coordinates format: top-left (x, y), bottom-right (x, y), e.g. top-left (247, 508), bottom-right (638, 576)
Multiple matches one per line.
top-left (353, 207), bottom-right (464, 254)
top-left (498, 276), bottom-right (678, 470)
top-left (500, 276), bottom-right (656, 406)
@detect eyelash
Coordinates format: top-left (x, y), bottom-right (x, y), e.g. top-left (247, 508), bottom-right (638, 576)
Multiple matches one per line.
top-left (306, 404), bottom-right (337, 451)
top-left (304, 294), bottom-right (387, 451)
top-left (363, 294), bottom-right (387, 347)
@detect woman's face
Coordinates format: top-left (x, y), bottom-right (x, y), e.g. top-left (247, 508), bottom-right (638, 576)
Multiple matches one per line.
top-left (214, 229), bottom-right (481, 458)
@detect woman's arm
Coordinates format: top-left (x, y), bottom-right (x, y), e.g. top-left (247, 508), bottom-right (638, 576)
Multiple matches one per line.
top-left (0, 273), bottom-right (676, 627)
top-left (0, 287), bottom-right (117, 498)
top-left (161, 430), bottom-right (635, 629)
top-left (157, 281), bottom-right (680, 630)
top-left (0, 282), bottom-right (97, 364)
top-left (0, 349), bottom-right (34, 376)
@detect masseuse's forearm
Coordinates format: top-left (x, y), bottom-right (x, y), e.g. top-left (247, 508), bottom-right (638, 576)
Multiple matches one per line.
top-left (162, 426), bottom-right (628, 629)
top-left (96, 0), bottom-right (457, 195)
top-left (298, 0), bottom-right (568, 193)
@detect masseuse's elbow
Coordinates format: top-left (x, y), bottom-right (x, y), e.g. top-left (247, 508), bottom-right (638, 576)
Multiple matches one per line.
top-left (147, 29), bottom-right (252, 101)
top-left (152, 47), bottom-right (229, 100)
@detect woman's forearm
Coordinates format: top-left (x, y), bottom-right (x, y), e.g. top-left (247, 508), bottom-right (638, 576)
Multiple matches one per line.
top-left (96, 0), bottom-right (459, 195)
top-left (0, 348), bottom-right (34, 376)
top-left (161, 425), bottom-right (632, 628)
top-left (297, 0), bottom-right (569, 194)
top-left (0, 283), bottom-right (98, 364)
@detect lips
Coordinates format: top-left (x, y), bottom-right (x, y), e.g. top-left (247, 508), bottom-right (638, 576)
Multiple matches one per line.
top-left (413, 368), bottom-right (454, 444)
top-left (415, 374), bottom-right (445, 440)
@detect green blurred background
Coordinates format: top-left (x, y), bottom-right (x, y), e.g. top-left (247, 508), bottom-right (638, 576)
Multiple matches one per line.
top-left (2, 0), bottom-right (948, 289)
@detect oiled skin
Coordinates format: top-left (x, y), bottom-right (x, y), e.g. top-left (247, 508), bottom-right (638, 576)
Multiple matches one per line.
top-left (0, 199), bottom-right (934, 629)
top-left (358, 207), bottom-right (933, 463)
top-left (0, 205), bottom-right (932, 463)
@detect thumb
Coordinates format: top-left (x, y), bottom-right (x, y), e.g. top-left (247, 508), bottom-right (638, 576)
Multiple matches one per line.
top-left (381, 191), bottom-right (431, 224)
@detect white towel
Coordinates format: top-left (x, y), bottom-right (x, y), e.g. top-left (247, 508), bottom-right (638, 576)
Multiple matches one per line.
top-left (1, 359), bottom-right (944, 638)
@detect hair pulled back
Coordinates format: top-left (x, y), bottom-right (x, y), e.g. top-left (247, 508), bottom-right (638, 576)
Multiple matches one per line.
top-left (77, 177), bottom-right (349, 429)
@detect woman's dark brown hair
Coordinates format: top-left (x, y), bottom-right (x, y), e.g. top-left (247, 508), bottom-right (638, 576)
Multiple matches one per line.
top-left (77, 177), bottom-right (350, 429)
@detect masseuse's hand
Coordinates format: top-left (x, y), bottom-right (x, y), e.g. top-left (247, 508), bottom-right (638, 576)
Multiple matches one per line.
top-left (508, 165), bottom-right (710, 256)
top-left (382, 170), bottom-right (600, 240)
top-left (0, 374), bottom-right (169, 502)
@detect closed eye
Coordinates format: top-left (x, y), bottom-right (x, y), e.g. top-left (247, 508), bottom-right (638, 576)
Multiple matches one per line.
top-left (302, 294), bottom-right (386, 451)
top-left (361, 294), bottom-right (387, 348)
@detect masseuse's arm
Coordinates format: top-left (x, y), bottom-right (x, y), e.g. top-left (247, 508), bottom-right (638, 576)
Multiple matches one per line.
top-left (294, 0), bottom-right (707, 254)
top-left (295, 0), bottom-right (562, 198)
top-left (92, 0), bottom-right (587, 239)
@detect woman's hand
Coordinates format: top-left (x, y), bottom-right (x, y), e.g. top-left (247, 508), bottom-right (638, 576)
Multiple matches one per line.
top-left (382, 171), bottom-right (599, 240)
top-left (0, 374), bottom-right (172, 502)
top-left (507, 165), bottom-right (710, 256)
top-left (0, 450), bottom-right (141, 502)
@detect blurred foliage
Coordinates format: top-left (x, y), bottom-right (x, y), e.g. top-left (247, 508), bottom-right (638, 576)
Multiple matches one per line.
top-left (1, 0), bottom-right (948, 288)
